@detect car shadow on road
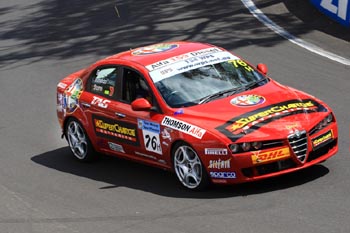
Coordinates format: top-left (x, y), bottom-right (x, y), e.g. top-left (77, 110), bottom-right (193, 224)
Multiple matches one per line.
top-left (31, 147), bottom-right (330, 199)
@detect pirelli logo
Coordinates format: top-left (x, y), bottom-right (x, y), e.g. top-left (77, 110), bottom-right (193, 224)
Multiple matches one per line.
top-left (251, 147), bottom-right (290, 164)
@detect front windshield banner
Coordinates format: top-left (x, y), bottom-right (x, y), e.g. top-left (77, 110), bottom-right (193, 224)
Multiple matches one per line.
top-left (149, 50), bottom-right (239, 83)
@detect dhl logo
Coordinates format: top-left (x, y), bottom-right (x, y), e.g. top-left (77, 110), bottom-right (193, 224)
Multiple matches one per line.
top-left (251, 147), bottom-right (290, 164)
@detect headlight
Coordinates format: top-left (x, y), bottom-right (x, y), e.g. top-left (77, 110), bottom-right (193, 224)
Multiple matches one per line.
top-left (230, 144), bottom-right (240, 153)
top-left (252, 141), bottom-right (262, 150)
top-left (310, 113), bottom-right (334, 135)
top-left (241, 142), bottom-right (251, 151)
top-left (230, 141), bottom-right (268, 153)
top-left (326, 114), bottom-right (333, 123)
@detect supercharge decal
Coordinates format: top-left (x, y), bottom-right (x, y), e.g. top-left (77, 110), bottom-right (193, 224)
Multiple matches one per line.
top-left (216, 99), bottom-right (326, 142)
top-left (93, 115), bottom-right (139, 146)
top-left (161, 116), bottom-right (206, 139)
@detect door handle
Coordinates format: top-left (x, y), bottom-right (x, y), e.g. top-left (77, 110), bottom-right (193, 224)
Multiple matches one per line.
top-left (115, 112), bottom-right (126, 118)
top-left (81, 102), bottom-right (91, 108)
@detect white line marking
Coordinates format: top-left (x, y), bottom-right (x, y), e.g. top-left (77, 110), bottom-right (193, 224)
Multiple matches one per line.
top-left (241, 0), bottom-right (350, 66)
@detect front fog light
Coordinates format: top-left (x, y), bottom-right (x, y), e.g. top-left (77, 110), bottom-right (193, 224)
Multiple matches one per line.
top-left (242, 142), bottom-right (251, 151)
top-left (230, 144), bottom-right (239, 153)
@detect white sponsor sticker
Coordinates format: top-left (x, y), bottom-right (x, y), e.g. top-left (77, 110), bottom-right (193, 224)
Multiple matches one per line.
top-left (108, 142), bottom-right (125, 153)
top-left (146, 47), bottom-right (223, 71)
top-left (210, 172), bottom-right (236, 179)
top-left (161, 116), bottom-right (206, 139)
top-left (149, 51), bottom-right (239, 83)
top-left (57, 82), bottom-right (67, 89)
top-left (208, 159), bottom-right (231, 169)
top-left (205, 148), bottom-right (228, 155)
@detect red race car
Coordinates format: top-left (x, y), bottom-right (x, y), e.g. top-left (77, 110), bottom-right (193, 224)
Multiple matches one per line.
top-left (57, 41), bottom-right (338, 190)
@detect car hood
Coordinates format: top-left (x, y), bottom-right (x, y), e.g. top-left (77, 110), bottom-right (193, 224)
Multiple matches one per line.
top-left (173, 80), bottom-right (329, 142)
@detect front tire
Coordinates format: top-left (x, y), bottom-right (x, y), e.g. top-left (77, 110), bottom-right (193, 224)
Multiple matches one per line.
top-left (172, 142), bottom-right (209, 190)
top-left (65, 118), bottom-right (96, 162)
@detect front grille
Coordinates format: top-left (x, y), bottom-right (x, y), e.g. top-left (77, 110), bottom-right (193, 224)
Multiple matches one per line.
top-left (288, 130), bottom-right (308, 163)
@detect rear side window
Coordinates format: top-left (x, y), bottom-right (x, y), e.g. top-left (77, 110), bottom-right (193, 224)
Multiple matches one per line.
top-left (89, 67), bottom-right (118, 97)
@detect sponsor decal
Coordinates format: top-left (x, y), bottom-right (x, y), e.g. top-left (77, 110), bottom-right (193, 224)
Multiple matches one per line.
top-left (108, 142), bottom-right (125, 153)
top-left (57, 82), bottom-right (67, 89)
top-left (230, 95), bottom-right (265, 107)
top-left (251, 147), bottom-right (290, 164)
top-left (62, 78), bottom-right (83, 114)
top-left (138, 119), bottom-right (162, 155)
top-left (93, 115), bottom-right (139, 146)
top-left (312, 130), bottom-right (334, 150)
top-left (138, 119), bottom-right (160, 133)
top-left (161, 116), bottom-right (206, 139)
top-left (204, 148), bottom-right (228, 155)
top-left (208, 159), bottom-right (231, 169)
top-left (161, 128), bottom-right (173, 141)
top-left (146, 47), bottom-right (223, 71)
top-left (57, 93), bottom-right (64, 112)
top-left (149, 51), bottom-right (238, 83)
top-left (92, 84), bottom-right (103, 92)
top-left (210, 172), bottom-right (236, 179)
top-left (216, 99), bottom-right (326, 142)
top-left (132, 43), bottom-right (178, 56)
top-left (91, 96), bottom-right (111, 108)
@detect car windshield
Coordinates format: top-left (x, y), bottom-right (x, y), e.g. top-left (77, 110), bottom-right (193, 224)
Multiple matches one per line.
top-left (153, 59), bottom-right (268, 108)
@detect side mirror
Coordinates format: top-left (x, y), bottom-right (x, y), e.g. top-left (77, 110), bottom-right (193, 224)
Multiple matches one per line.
top-left (131, 98), bottom-right (152, 111)
top-left (257, 63), bottom-right (268, 75)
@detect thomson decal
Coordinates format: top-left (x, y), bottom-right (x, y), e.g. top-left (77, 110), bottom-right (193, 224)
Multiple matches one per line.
top-left (161, 116), bottom-right (206, 139)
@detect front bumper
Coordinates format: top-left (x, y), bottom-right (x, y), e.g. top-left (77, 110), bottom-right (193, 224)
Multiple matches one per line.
top-left (210, 123), bottom-right (338, 184)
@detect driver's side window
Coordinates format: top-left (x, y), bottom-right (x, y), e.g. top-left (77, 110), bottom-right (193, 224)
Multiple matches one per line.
top-left (122, 68), bottom-right (151, 103)
top-left (89, 67), bottom-right (118, 97)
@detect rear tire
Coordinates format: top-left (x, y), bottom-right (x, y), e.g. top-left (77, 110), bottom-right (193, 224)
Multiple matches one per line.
top-left (65, 118), bottom-right (96, 162)
top-left (172, 142), bottom-right (209, 190)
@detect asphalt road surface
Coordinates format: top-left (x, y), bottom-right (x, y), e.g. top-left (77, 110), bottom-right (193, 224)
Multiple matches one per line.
top-left (0, 0), bottom-right (349, 232)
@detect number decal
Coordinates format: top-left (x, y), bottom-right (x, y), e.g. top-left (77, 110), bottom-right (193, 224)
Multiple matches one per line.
top-left (143, 131), bottom-right (162, 154)
top-left (229, 59), bottom-right (253, 72)
top-left (138, 119), bottom-right (162, 155)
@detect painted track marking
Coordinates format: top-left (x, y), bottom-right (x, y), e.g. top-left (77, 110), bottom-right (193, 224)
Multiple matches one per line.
top-left (241, 0), bottom-right (350, 66)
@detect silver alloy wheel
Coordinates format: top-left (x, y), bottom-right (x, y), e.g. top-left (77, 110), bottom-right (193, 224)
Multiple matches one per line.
top-left (67, 120), bottom-right (88, 160)
top-left (174, 145), bottom-right (202, 189)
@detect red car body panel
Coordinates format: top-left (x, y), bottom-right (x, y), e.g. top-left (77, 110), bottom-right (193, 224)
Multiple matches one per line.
top-left (57, 41), bottom-right (338, 185)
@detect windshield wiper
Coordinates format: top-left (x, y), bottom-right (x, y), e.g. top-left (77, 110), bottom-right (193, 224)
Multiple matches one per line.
top-left (198, 88), bottom-right (239, 104)
top-left (198, 78), bottom-right (269, 104)
top-left (242, 78), bottom-right (268, 91)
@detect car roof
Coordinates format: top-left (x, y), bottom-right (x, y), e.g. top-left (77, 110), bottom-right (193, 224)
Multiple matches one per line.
top-left (103, 41), bottom-right (221, 68)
